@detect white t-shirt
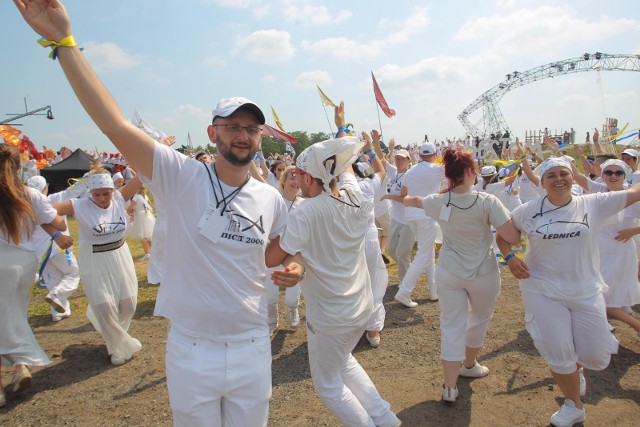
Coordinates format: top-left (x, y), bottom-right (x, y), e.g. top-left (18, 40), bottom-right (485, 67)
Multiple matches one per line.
top-left (0, 187), bottom-right (57, 252)
top-left (386, 161), bottom-right (408, 224)
top-left (373, 172), bottom-right (391, 218)
top-left (357, 175), bottom-right (382, 237)
top-left (423, 191), bottom-right (511, 280)
top-left (279, 173), bottom-right (373, 335)
top-left (511, 192), bottom-right (627, 300)
top-left (71, 191), bottom-right (129, 245)
top-left (402, 161), bottom-right (445, 221)
top-left (142, 143), bottom-right (288, 342)
top-left (518, 174), bottom-right (539, 203)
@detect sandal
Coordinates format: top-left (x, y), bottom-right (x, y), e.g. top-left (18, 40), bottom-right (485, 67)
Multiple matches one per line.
top-left (12, 367), bottom-right (32, 394)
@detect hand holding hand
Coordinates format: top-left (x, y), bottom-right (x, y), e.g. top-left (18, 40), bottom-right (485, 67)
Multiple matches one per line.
top-left (507, 257), bottom-right (530, 279)
top-left (271, 263), bottom-right (305, 288)
top-left (54, 233), bottom-right (73, 250)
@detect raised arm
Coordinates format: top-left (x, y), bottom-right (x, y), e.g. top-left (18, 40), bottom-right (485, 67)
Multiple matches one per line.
top-left (14, 0), bottom-right (155, 178)
top-left (119, 175), bottom-right (143, 202)
top-left (569, 160), bottom-right (589, 192)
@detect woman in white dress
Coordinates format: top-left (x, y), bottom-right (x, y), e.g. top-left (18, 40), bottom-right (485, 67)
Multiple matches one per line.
top-left (266, 166), bottom-right (303, 334)
top-left (497, 157), bottom-right (640, 427)
top-left (53, 169), bottom-right (143, 366)
top-left (127, 185), bottom-right (156, 261)
top-left (570, 159), bottom-right (640, 334)
top-left (0, 144), bottom-right (71, 405)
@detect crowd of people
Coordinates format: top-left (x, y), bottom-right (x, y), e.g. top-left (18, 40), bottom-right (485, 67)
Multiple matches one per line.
top-left (2, 1), bottom-right (640, 426)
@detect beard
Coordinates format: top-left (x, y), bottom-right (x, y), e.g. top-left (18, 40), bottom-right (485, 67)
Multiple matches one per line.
top-left (215, 134), bottom-right (257, 166)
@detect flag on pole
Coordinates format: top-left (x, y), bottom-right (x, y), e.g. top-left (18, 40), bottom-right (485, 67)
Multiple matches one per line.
top-left (285, 141), bottom-right (296, 156)
top-left (317, 85), bottom-right (336, 107)
top-left (130, 109), bottom-right (167, 141)
top-left (371, 71), bottom-right (396, 118)
top-left (271, 106), bottom-right (286, 132)
top-left (262, 123), bottom-right (298, 144)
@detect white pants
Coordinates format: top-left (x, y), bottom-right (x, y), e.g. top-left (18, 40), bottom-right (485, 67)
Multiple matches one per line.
top-left (166, 326), bottom-right (271, 427)
top-left (43, 251), bottom-right (79, 316)
top-left (387, 218), bottom-right (414, 282)
top-left (437, 267), bottom-right (500, 361)
top-left (521, 291), bottom-right (619, 374)
top-left (364, 233), bottom-right (388, 332)
top-left (398, 218), bottom-right (437, 297)
top-left (266, 266), bottom-right (301, 328)
top-left (306, 322), bottom-right (400, 427)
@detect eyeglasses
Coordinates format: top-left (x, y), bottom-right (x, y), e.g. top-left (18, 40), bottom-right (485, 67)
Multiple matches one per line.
top-left (212, 123), bottom-right (263, 136)
top-left (602, 170), bottom-right (625, 177)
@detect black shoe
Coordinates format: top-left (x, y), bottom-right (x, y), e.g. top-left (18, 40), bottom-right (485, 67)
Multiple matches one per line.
top-left (381, 253), bottom-right (390, 265)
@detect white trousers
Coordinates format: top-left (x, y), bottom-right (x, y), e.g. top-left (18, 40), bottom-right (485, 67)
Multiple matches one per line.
top-left (266, 267), bottom-right (301, 328)
top-left (166, 326), bottom-right (272, 427)
top-left (437, 266), bottom-right (500, 361)
top-left (43, 251), bottom-right (79, 316)
top-left (398, 218), bottom-right (437, 297)
top-left (521, 291), bottom-right (619, 374)
top-left (364, 234), bottom-right (388, 332)
top-left (387, 218), bottom-right (414, 282)
top-left (306, 322), bottom-right (400, 427)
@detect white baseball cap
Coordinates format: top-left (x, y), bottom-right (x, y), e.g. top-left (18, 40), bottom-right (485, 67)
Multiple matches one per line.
top-left (212, 97), bottom-right (265, 124)
top-left (621, 148), bottom-right (638, 158)
top-left (419, 143), bottom-right (436, 156)
top-left (394, 149), bottom-right (411, 159)
top-left (480, 165), bottom-right (497, 176)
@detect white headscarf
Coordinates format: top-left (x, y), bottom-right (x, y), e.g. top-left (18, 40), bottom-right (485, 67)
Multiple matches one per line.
top-left (600, 159), bottom-right (631, 176)
top-left (88, 173), bottom-right (115, 190)
top-left (536, 157), bottom-right (572, 179)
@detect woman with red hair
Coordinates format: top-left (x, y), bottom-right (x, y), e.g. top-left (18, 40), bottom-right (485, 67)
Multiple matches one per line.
top-left (404, 148), bottom-right (521, 402)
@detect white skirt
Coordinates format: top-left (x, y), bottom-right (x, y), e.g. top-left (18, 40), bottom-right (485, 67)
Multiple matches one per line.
top-left (128, 209), bottom-right (156, 240)
top-left (0, 245), bottom-right (51, 367)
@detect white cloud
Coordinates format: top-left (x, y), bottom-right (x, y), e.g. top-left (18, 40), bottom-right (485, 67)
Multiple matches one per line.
top-left (233, 29), bottom-right (295, 63)
top-left (294, 70), bottom-right (332, 88)
top-left (83, 41), bottom-right (142, 72)
top-left (455, 6), bottom-right (640, 57)
top-left (203, 56), bottom-right (227, 67)
top-left (558, 94), bottom-right (591, 106)
top-left (605, 90), bottom-right (638, 102)
top-left (301, 6), bottom-right (429, 60)
top-left (205, 0), bottom-right (270, 17)
top-left (282, 3), bottom-right (352, 26)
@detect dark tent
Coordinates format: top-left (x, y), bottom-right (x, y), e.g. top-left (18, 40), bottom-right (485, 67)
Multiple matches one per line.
top-left (40, 148), bottom-right (113, 193)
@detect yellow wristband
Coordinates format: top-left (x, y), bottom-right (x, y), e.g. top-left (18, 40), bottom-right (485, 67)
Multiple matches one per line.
top-left (37, 35), bottom-right (77, 60)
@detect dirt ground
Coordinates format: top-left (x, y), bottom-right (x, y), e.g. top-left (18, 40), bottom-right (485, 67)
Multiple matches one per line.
top-left (2, 267), bottom-right (640, 426)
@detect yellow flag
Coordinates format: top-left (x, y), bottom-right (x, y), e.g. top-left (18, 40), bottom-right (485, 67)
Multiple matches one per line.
top-left (317, 85), bottom-right (336, 107)
top-left (271, 106), bottom-right (286, 132)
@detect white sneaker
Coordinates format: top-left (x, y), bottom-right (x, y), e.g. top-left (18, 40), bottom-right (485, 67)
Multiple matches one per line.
top-left (578, 367), bottom-right (586, 396)
top-left (394, 292), bottom-right (418, 308)
top-left (623, 306), bottom-right (633, 314)
top-left (289, 308), bottom-right (300, 329)
top-left (366, 332), bottom-right (380, 348)
top-left (45, 293), bottom-right (66, 314)
top-left (52, 312), bottom-right (71, 322)
top-left (459, 360), bottom-right (489, 378)
top-left (550, 399), bottom-right (585, 427)
top-left (441, 385), bottom-right (458, 402)
top-left (110, 354), bottom-right (132, 366)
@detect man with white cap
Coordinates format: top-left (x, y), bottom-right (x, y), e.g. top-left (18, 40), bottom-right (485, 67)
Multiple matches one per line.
top-left (394, 142), bottom-right (445, 307)
top-left (14, 2), bottom-right (303, 425)
top-left (268, 103), bottom-right (401, 427)
top-left (621, 148), bottom-right (640, 185)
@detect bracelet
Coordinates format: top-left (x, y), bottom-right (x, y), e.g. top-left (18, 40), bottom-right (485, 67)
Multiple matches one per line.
top-left (364, 148), bottom-right (373, 155)
top-left (369, 153), bottom-right (377, 162)
top-left (37, 35), bottom-right (78, 60)
top-left (504, 253), bottom-right (516, 262)
top-left (51, 231), bottom-right (62, 240)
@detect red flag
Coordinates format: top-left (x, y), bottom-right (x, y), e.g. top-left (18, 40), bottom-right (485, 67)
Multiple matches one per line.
top-left (262, 123), bottom-right (299, 144)
top-left (371, 71), bottom-right (396, 118)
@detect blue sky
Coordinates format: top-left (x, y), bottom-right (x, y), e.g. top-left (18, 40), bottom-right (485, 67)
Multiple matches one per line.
top-left (2, 0), bottom-right (639, 153)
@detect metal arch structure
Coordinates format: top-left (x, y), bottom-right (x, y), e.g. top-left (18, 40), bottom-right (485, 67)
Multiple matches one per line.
top-left (458, 53), bottom-right (640, 137)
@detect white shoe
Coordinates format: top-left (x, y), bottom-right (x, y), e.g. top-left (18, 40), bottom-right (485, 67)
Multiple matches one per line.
top-left (366, 332), bottom-right (380, 348)
top-left (394, 292), bottom-right (418, 308)
top-left (289, 308), bottom-right (300, 329)
top-left (136, 254), bottom-right (150, 261)
top-left (578, 368), bottom-right (586, 396)
top-left (442, 385), bottom-right (458, 402)
top-left (623, 306), bottom-right (633, 314)
top-left (550, 399), bottom-right (585, 427)
top-left (45, 293), bottom-right (66, 314)
top-left (430, 290), bottom-right (439, 301)
top-left (111, 355), bottom-right (131, 366)
top-left (52, 312), bottom-right (71, 322)
top-left (608, 321), bottom-right (616, 332)
top-left (459, 360), bottom-right (489, 378)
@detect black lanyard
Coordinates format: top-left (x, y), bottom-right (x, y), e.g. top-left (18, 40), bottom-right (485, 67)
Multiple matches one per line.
top-left (446, 191), bottom-right (480, 210)
top-left (329, 189), bottom-right (360, 208)
top-left (533, 195), bottom-right (572, 218)
top-left (204, 163), bottom-right (249, 216)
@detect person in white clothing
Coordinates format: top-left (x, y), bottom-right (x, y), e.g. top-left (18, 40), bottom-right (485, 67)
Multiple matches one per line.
top-left (381, 145), bottom-right (415, 282)
top-left (127, 185), bottom-right (155, 261)
top-left (268, 104), bottom-right (401, 427)
top-left (355, 131), bottom-right (388, 348)
top-left (0, 143), bottom-right (72, 406)
top-left (394, 142), bottom-right (445, 307)
top-left (496, 157), bottom-right (640, 427)
top-left (27, 175), bottom-right (80, 322)
top-left (404, 148), bottom-right (521, 402)
top-left (14, 4), bottom-right (303, 424)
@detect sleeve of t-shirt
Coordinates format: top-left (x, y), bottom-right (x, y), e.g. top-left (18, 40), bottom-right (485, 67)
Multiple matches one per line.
top-left (28, 187), bottom-right (58, 225)
top-left (486, 194), bottom-right (511, 228)
top-left (279, 207), bottom-right (310, 255)
top-left (623, 199), bottom-right (640, 219)
top-left (586, 179), bottom-right (607, 194)
top-left (510, 202), bottom-right (529, 231)
top-left (140, 142), bottom-right (196, 203)
top-left (585, 192), bottom-right (627, 224)
top-left (269, 193), bottom-right (288, 240)
top-left (339, 172), bottom-right (361, 195)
